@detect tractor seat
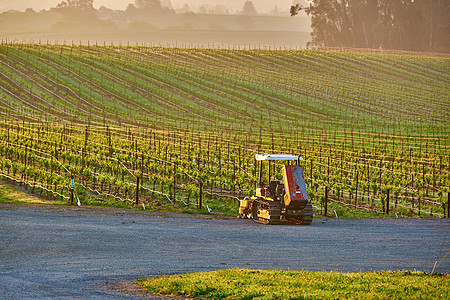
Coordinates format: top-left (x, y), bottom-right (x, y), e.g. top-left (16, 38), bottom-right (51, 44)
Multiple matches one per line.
top-left (269, 180), bottom-right (280, 199)
top-left (276, 185), bottom-right (285, 198)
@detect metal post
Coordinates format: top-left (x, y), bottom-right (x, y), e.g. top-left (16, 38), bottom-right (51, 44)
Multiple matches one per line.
top-left (259, 160), bottom-right (263, 188)
top-left (324, 186), bottom-right (328, 217)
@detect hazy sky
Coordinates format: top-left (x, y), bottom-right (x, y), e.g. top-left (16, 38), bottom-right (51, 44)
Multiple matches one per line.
top-left (0, 1), bottom-right (297, 13)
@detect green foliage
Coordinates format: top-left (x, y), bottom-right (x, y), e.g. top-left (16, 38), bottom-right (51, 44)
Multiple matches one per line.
top-left (0, 44), bottom-right (448, 218)
top-left (139, 268), bottom-right (449, 300)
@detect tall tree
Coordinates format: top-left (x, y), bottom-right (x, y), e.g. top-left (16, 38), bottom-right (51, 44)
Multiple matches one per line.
top-left (412, 0), bottom-right (450, 51)
top-left (132, 0), bottom-right (174, 15)
top-left (291, 0), bottom-right (352, 47)
top-left (135, 0), bottom-right (162, 10)
top-left (242, 1), bottom-right (257, 15)
top-left (56, 0), bottom-right (94, 11)
top-left (291, 0), bottom-right (450, 52)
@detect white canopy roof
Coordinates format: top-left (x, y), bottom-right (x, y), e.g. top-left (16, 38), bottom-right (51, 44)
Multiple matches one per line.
top-left (255, 154), bottom-right (303, 161)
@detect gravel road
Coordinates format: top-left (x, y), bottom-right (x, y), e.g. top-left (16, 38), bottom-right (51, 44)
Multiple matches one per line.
top-left (0, 204), bottom-right (448, 299)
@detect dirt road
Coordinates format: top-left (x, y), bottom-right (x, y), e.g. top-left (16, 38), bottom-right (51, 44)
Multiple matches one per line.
top-left (0, 204), bottom-right (448, 299)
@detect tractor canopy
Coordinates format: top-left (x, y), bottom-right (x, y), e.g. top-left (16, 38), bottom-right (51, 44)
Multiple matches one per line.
top-left (255, 154), bottom-right (303, 161)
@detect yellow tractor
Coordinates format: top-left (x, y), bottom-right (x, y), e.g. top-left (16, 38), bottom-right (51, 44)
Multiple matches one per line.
top-left (239, 154), bottom-right (313, 225)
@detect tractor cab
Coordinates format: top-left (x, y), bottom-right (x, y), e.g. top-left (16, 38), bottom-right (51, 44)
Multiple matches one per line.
top-left (256, 180), bottom-right (284, 200)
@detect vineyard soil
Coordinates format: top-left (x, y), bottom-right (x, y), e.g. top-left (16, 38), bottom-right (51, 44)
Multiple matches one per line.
top-left (0, 204), bottom-right (448, 299)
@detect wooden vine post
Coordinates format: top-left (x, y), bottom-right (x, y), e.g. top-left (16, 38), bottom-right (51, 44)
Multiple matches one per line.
top-left (198, 181), bottom-right (203, 209)
top-left (173, 160), bottom-right (177, 202)
top-left (135, 177), bottom-right (140, 205)
top-left (448, 193), bottom-right (450, 219)
top-left (355, 169), bottom-right (359, 206)
top-left (418, 196), bottom-right (421, 217)
top-left (386, 189), bottom-right (390, 215)
top-left (50, 157), bottom-right (53, 199)
top-left (367, 163), bottom-right (370, 204)
top-left (233, 156), bottom-right (236, 196)
top-left (69, 173), bottom-right (74, 205)
top-left (324, 186), bottom-right (328, 218)
top-left (24, 144), bottom-right (28, 167)
top-left (83, 126), bottom-right (88, 160)
top-left (107, 126), bottom-right (112, 157)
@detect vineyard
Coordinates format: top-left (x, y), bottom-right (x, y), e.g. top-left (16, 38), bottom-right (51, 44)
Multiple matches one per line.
top-left (0, 43), bottom-right (449, 218)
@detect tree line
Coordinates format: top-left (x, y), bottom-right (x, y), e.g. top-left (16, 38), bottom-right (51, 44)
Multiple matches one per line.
top-left (291, 0), bottom-right (449, 52)
top-left (53, 0), bottom-right (263, 16)
top-left (55, 0), bottom-right (174, 16)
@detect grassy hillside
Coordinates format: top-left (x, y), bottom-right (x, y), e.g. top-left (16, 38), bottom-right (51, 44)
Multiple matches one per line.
top-left (0, 44), bottom-right (448, 217)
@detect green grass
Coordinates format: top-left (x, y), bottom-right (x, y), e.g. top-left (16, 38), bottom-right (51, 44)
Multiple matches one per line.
top-left (138, 268), bottom-right (449, 300)
top-left (0, 181), bottom-right (225, 216)
top-left (0, 182), bottom-right (66, 205)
